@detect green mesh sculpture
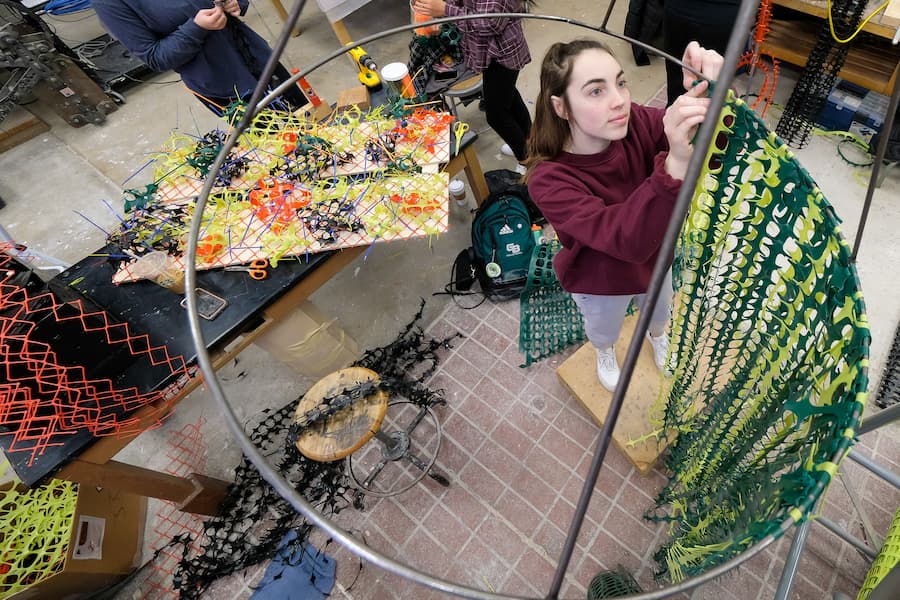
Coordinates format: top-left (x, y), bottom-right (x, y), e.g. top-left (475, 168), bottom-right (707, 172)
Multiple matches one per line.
top-left (649, 92), bottom-right (870, 581)
top-left (518, 239), bottom-right (585, 366)
top-left (0, 470), bottom-right (78, 598)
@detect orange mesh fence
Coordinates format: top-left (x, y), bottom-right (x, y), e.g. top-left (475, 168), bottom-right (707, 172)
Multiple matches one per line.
top-left (0, 248), bottom-right (192, 467)
top-left (139, 418), bottom-right (210, 599)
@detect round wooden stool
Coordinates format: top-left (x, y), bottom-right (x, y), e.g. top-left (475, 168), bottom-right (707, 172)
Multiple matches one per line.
top-left (292, 367), bottom-right (389, 462)
top-left (292, 367), bottom-right (449, 500)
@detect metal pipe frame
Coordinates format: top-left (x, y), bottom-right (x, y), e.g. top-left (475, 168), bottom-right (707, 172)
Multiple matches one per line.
top-left (817, 515), bottom-right (880, 560)
top-left (858, 401), bottom-right (900, 436)
top-left (849, 449), bottom-right (900, 489)
top-left (851, 55), bottom-right (900, 261)
top-left (180, 1), bottom-right (860, 597)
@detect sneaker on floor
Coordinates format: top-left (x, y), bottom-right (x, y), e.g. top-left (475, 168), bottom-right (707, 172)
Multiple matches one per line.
top-left (595, 346), bottom-right (620, 392)
top-left (514, 163), bottom-right (527, 175)
top-left (646, 331), bottom-right (670, 373)
top-left (500, 143), bottom-right (515, 157)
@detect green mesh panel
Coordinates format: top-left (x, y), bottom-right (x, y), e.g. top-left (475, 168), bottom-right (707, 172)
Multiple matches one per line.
top-left (857, 507), bottom-right (900, 600)
top-left (0, 471), bottom-right (78, 599)
top-left (518, 239), bottom-right (585, 367)
top-left (650, 92), bottom-right (870, 581)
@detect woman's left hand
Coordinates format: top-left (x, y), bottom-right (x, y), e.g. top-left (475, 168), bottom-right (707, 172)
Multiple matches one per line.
top-left (412, 0), bottom-right (446, 18)
top-left (222, 0), bottom-right (242, 17)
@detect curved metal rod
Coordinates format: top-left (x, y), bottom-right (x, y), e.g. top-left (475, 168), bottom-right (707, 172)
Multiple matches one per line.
top-left (850, 68), bottom-right (900, 261)
top-left (256, 13), bottom-right (714, 113)
top-left (183, 1), bottom-right (819, 598)
top-left (547, 0), bottom-right (761, 594)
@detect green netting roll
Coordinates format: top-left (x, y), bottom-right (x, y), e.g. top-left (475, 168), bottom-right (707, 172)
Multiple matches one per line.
top-left (650, 92), bottom-right (870, 582)
top-left (586, 567), bottom-right (643, 599)
top-left (518, 239), bottom-right (585, 367)
top-left (0, 477), bottom-right (78, 599)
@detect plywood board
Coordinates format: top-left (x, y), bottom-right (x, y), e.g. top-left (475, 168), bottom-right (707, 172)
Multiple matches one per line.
top-left (0, 107), bottom-right (49, 154)
top-left (556, 314), bottom-right (671, 475)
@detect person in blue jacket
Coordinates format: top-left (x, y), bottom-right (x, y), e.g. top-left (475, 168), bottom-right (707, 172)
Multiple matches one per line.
top-left (92, 0), bottom-right (307, 114)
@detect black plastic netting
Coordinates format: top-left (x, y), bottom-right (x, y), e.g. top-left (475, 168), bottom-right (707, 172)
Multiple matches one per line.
top-left (170, 299), bottom-right (461, 599)
top-left (775, 0), bottom-right (868, 148)
top-left (875, 322), bottom-right (900, 408)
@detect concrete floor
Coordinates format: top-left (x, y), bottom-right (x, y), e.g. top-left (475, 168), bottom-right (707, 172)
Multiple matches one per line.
top-left (1, 1), bottom-right (899, 599)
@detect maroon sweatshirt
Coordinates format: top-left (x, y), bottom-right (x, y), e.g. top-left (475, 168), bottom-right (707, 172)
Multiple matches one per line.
top-left (527, 103), bottom-right (684, 296)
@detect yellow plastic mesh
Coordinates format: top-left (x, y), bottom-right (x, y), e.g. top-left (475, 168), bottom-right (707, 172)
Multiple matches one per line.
top-left (856, 507), bottom-right (900, 600)
top-left (0, 465), bottom-right (77, 599)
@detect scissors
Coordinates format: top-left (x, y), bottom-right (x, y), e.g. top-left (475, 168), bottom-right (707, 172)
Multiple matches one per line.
top-left (224, 259), bottom-right (268, 280)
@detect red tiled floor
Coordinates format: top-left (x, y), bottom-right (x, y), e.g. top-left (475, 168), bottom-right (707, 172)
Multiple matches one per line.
top-left (193, 300), bottom-right (897, 600)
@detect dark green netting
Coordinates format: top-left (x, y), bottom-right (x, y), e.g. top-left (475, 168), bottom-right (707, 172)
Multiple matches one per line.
top-left (518, 239), bottom-right (585, 367)
top-left (586, 566), bottom-right (643, 599)
top-left (650, 92), bottom-right (870, 581)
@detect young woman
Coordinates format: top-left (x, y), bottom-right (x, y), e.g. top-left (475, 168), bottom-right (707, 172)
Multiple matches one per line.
top-left (525, 39), bottom-right (722, 391)
top-left (92, 0), bottom-right (308, 115)
top-left (411, 0), bottom-right (532, 173)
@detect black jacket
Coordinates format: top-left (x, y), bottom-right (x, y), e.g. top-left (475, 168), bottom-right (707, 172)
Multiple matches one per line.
top-left (624, 0), bottom-right (665, 66)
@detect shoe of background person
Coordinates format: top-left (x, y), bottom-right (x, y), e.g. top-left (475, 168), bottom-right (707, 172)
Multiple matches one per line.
top-left (595, 346), bottom-right (620, 392)
top-left (646, 331), bottom-right (670, 373)
top-left (500, 143), bottom-right (515, 157)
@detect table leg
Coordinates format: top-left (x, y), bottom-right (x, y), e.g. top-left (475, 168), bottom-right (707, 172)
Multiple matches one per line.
top-left (461, 144), bottom-right (490, 206)
top-left (269, 0), bottom-right (302, 37)
top-left (331, 19), bottom-right (353, 46)
top-left (56, 459), bottom-right (229, 515)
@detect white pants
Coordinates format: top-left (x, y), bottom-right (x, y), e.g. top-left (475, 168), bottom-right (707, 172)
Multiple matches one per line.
top-left (571, 269), bottom-right (673, 349)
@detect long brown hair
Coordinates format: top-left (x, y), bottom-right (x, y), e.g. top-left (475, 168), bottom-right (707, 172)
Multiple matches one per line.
top-left (524, 39), bottom-right (616, 180)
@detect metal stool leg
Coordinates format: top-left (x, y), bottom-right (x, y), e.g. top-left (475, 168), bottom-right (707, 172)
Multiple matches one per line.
top-left (346, 400), bottom-right (449, 504)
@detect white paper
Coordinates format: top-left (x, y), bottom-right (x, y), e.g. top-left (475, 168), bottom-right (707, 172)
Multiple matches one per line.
top-left (72, 515), bottom-right (105, 560)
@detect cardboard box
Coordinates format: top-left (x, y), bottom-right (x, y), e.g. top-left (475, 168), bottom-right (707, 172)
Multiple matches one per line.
top-left (336, 86), bottom-right (370, 112)
top-left (6, 485), bottom-right (146, 600)
top-left (252, 299), bottom-right (360, 378)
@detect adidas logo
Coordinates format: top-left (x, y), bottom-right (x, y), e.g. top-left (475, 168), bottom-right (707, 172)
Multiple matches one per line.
top-left (498, 224), bottom-right (514, 235)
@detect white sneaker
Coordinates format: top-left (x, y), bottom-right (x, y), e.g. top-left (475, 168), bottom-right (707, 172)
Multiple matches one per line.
top-left (595, 346), bottom-right (620, 392)
top-left (514, 163), bottom-right (527, 175)
top-left (500, 143), bottom-right (515, 157)
top-left (646, 332), bottom-right (670, 373)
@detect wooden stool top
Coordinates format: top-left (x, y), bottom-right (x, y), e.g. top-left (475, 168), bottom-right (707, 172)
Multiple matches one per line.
top-left (292, 367), bottom-right (389, 462)
top-left (446, 74), bottom-right (483, 96)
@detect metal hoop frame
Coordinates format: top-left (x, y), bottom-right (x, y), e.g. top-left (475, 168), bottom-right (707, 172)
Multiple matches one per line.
top-left (177, 1), bottom-right (858, 597)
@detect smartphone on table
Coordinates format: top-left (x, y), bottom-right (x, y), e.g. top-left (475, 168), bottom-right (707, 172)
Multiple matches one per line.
top-left (179, 288), bottom-right (228, 320)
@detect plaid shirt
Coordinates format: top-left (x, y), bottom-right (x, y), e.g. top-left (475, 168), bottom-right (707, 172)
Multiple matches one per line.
top-left (444, 0), bottom-right (531, 73)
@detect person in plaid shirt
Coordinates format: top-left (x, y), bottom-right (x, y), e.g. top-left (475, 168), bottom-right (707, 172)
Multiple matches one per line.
top-left (413, 0), bottom-right (532, 172)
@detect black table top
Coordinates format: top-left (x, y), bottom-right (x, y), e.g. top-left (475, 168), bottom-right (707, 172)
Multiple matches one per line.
top-left (0, 246), bottom-right (336, 486)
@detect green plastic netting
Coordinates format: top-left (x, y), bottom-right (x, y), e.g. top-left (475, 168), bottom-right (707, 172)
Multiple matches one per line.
top-left (649, 92), bottom-right (870, 581)
top-left (518, 239), bottom-right (586, 367)
top-left (0, 468), bottom-right (78, 598)
top-left (586, 566), bottom-right (643, 599)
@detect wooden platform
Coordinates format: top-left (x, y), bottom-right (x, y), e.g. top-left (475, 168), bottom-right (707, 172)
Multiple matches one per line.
top-left (557, 314), bottom-right (671, 475)
top-left (0, 107), bottom-right (49, 154)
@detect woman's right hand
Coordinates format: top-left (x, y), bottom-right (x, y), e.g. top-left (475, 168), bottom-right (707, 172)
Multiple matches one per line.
top-left (662, 80), bottom-right (711, 180)
top-left (194, 7), bottom-right (228, 30)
